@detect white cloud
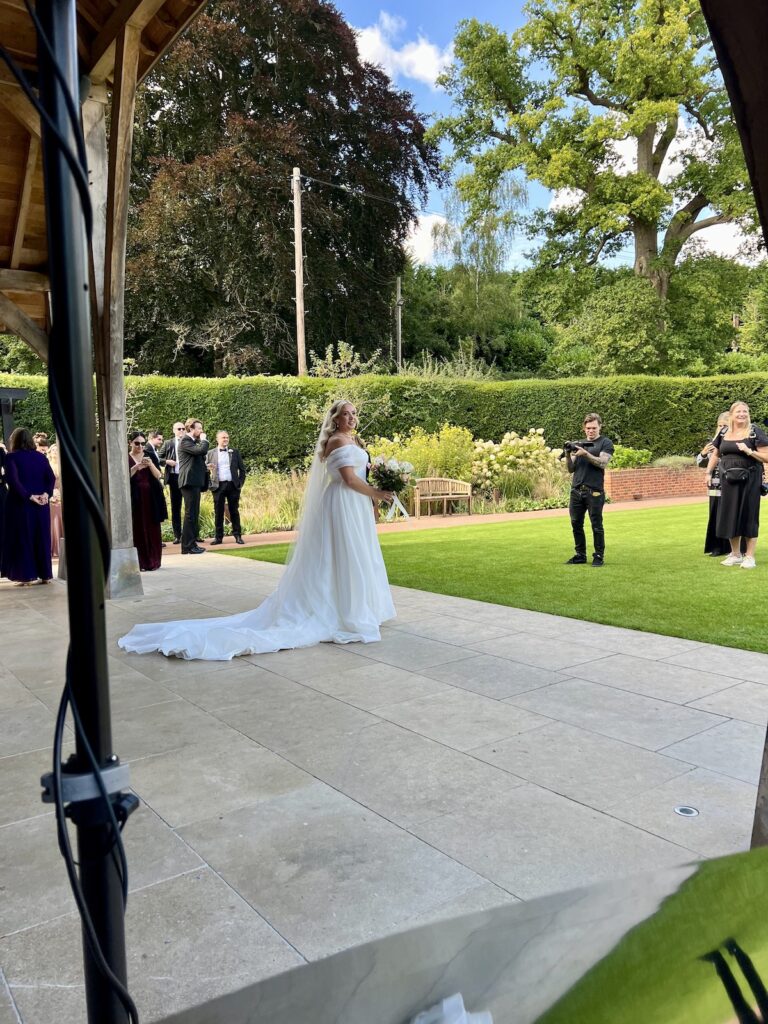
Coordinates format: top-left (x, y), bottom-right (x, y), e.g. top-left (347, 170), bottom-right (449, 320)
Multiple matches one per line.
top-left (355, 12), bottom-right (453, 89)
top-left (406, 213), bottom-right (447, 264)
top-left (548, 187), bottom-right (584, 212)
top-left (683, 222), bottom-right (763, 265)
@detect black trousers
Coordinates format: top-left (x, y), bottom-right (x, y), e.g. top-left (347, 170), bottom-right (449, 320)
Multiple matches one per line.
top-left (213, 482), bottom-right (242, 539)
top-left (167, 474), bottom-right (183, 540)
top-left (180, 486), bottom-right (202, 553)
top-left (569, 486), bottom-right (606, 558)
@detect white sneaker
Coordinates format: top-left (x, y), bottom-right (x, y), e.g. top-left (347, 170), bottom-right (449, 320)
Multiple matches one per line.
top-left (721, 554), bottom-right (744, 565)
top-left (741, 556), bottom-right (757, 569)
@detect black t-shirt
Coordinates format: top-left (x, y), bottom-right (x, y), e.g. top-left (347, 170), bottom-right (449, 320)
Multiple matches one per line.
top-left (570, 435), bottom-right (614, 490)
top-left (712, 427), bottom-right (768, 467)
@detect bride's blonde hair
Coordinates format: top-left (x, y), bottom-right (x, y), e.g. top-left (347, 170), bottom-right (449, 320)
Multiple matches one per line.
top-left (317, 398), bottom-right (360, 456)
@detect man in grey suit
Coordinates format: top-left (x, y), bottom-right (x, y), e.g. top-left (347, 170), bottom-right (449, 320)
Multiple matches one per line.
top-left (206, 430), bottom-right (248, 545)
top-left (178, 418), bottom-right (209, 554)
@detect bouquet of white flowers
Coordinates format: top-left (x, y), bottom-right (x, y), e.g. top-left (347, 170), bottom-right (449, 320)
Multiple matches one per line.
top-left (370, 456), bottom-right (413, 520)
top-left (370, 455), bottom-right (414, 493)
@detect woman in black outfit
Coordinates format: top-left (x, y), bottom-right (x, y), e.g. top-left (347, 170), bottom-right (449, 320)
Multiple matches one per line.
top-left (697, 412), bottom-right (730, 557)
top-left (706, 401), bottom-right (768, 569)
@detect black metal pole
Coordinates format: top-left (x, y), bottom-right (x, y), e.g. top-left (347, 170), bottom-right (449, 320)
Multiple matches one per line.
top-left (36, 3), bottom-right (130, 1022)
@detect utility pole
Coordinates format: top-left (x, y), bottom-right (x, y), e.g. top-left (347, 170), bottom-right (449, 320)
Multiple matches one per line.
top-left (291, 167), bottom-right (307, 375)
top-left (395, 275), bottom-right (403, 370)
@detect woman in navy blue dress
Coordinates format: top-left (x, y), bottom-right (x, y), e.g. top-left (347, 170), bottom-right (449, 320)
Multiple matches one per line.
top-left (1, 428), bottom-right (56, 585)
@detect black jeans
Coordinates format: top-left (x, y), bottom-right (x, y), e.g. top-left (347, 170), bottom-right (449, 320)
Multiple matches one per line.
top-left (167, 474), bottom-right (183, 539)
top-left (180, 486), bottom-right (202, 553)
top-left (213, 482), bottom-right (242, 539)
top-left (569, 486), bottom-right (606, 558)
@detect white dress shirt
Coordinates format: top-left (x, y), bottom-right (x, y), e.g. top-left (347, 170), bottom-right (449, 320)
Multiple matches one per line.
top-left (174, 438), bottom-right (180, 474)
top-left (217, 448), bottom-right (232, 482)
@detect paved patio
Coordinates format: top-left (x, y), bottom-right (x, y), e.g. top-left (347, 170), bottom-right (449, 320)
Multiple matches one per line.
top-left (1, 551), bottom-right (766, 1023)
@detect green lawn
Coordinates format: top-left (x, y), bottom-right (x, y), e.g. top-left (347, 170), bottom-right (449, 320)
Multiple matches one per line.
top-left (219, 503), bottom-right (768, 653)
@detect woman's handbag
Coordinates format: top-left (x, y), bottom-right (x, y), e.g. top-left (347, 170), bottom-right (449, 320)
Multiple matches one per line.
top-left (723, 467), bottom-right (751, 484)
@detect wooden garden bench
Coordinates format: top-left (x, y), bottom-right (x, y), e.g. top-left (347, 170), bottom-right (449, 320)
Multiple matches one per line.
top-left (412, 478), bottom-right (472, 518)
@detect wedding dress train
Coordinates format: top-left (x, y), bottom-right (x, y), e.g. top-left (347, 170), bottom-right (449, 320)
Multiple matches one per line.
top-left (117, 445), bottom-right (395, 660)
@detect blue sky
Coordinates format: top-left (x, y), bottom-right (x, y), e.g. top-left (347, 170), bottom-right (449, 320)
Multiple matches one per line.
top-left (334, 0), bottom-right (540, 265)
top-left (333, 0), bottom-right (747, 268)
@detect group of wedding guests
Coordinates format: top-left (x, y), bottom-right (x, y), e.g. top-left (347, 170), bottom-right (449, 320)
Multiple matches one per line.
top-left (698, 400), bottom-right (768, 568)
top-left (128, 419), bottom-right (247, 572)
top-left (0, 429), bottom-right (60, 585)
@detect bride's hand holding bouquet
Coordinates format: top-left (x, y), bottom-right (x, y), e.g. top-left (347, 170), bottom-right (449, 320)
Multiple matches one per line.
top-left (370, 456), bottom-right (413, 519)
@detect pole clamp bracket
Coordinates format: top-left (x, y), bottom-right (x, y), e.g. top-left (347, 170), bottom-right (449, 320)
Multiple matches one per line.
top-left (40, 763), bottom-right (130, 805)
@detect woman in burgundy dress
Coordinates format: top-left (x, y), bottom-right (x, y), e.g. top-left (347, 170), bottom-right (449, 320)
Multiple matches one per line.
top-left (1, 428), bottom-right (56, 585)
top-left (129, 431), bottom-right (166, 571)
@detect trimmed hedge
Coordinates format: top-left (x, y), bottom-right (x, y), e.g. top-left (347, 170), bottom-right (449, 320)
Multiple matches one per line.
top-left (3, 371), bottom-right (767, 466)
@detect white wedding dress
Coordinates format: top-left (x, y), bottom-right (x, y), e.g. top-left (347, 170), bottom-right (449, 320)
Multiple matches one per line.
top-left (118, 445), bottom-right (396, 660)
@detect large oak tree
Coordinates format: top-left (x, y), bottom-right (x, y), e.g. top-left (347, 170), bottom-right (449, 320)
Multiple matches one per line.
top-left (126, 0), bottom-right (441, 375)
top-left (433, 0), bottom-right (756, 300)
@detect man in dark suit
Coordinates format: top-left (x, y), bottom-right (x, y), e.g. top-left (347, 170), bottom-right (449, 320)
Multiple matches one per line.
top-left (206, 430), bottom-right (247, 545)
top-left (159, 421), bottom-right (185, 543)
top-left (178, 418), bottom-right (209, 555)
top-left (144, 429), bottom-right (165, 470)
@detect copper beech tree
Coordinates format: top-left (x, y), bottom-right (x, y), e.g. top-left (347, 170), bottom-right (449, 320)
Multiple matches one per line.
top-left (126, 0), bottom-right (442, 376)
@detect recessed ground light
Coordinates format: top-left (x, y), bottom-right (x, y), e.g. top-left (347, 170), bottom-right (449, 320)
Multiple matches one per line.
top-left (674, 805), bottom-right (699, 817)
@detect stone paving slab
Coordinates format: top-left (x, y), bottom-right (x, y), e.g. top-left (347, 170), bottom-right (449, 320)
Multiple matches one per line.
top-left (0, 551), bottom-right (765, 1023)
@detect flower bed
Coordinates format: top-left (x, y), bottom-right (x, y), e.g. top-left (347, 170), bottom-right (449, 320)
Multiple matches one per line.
top-left (604, 464), bottom-right (704, 502)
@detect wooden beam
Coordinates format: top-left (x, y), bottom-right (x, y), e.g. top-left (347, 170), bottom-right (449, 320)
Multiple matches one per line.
top-left (138, 0), bottom-right (207, 84)
top-left (0, 290), bottom-right (48, 362)
top-left (0, 269), bottom-right (48, 291)
top-left (10, 134), bottom-right (38, 269)
top-left (0, 83), bottom-right (40, 139)
top-left (87, 42), bottom-right (143, 592)
top-left (83, 94), bottom-right (108, 330)
top-left (88, 0), bottom-right (166, 83)
top-left (102, 23), bottom-right (140, 421)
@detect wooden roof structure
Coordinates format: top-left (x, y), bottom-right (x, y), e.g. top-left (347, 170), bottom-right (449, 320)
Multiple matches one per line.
top-left (699, 0), bottom-right (768, 244)
top-left (0, 0), bottom-right (206, 343)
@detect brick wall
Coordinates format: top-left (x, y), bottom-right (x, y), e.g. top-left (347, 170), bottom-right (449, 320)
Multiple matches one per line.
top-left (604, 465), bottom-right (705, 502)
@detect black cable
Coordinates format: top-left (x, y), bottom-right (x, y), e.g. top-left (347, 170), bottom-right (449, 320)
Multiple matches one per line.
top-left (0, 25), bottom-right (137, 1024)
top-left (54, 681), bottom-right (139, 1024)
top-left (300, 172), bottom-right (402, 208)
top-left (0, 49), bottom-right (93, 238)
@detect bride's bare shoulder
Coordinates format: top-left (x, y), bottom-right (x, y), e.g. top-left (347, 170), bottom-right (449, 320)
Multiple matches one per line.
top-left (324, 436), bottom-right (354, 456)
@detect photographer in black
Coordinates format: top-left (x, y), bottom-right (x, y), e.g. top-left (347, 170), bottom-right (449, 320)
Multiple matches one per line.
top-left (564, 413), bottom-right (614, 566)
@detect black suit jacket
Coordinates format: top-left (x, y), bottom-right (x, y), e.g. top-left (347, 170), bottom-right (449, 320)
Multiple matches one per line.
top-left (159, 438), bottom-right (182, 485)
top-left (177, 434), bottom-right (210, 489)
top-left (206, 447), bottom-right (247, 491)
top-left (144, 444), bottom-right (163, 471)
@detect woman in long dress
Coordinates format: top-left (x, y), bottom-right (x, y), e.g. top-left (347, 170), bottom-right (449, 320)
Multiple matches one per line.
top-left (1, 428), bottom-right (56, 585)
top-left (118, 400), bottom-right (396, 659)
top-left (128, 431), bottom-right (167, 571)
top-left (696, 413), bottom-right (730, 557)
top-left (47, 442), bottom-right (64, 560)
top-left (706, 400), bottom-right (768, 569)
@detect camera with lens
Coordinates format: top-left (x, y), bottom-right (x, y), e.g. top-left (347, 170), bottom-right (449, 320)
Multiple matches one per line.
top-left (559, 439), bottom-right (596, 460)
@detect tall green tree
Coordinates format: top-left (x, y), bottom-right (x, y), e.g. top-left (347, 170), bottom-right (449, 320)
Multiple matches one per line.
top-left (433, 0), bottom-right (756, 300)
top-left (126, 0), bottom-right (441, 376)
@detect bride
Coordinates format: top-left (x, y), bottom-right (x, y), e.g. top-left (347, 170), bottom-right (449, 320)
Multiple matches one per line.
top-left (118, 400), bottom-right (396, 660)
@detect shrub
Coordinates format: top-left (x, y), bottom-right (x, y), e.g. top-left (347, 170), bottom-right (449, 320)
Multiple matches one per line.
top-left (610, 445), bottom-right (653, 469)
top-left (368, 424), bottom-right (475, 481)
top-left (6, 370), bottom-right (768, 465)
top-left (651, 455), bottom-right (695, 469)
top-left (162, 470), bottom-right (307, 539)
top-left (471, 429), bottom-right (567, 500)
